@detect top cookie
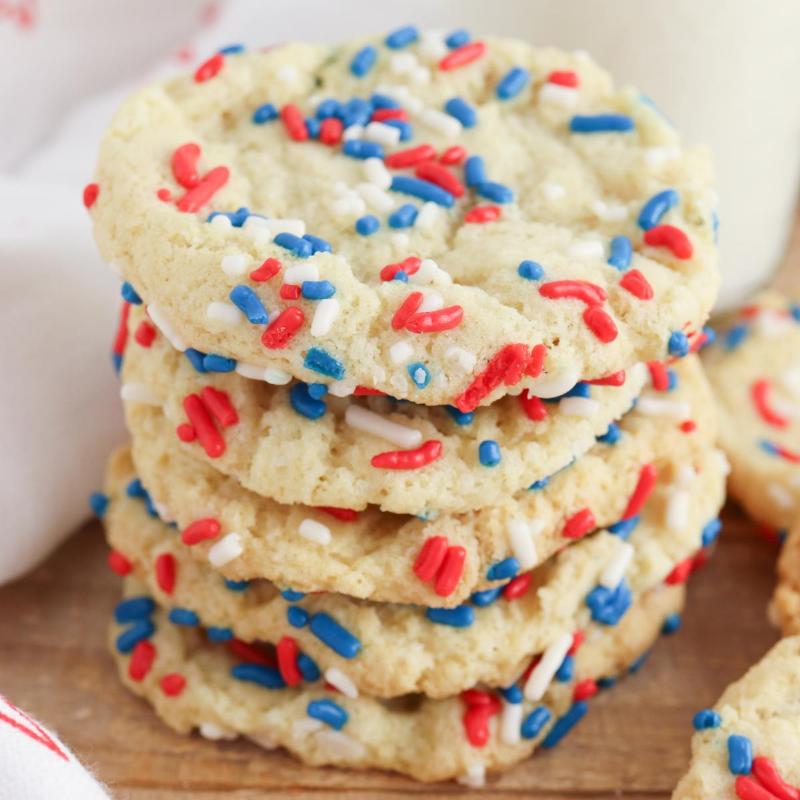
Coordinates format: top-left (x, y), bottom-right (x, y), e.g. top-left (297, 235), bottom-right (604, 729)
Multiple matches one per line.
top-left (89, 30), bottom-right (718, 407)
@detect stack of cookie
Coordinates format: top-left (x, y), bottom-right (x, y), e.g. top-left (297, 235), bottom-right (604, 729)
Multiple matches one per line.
top-left (87, 28), bottom-right (725, 784)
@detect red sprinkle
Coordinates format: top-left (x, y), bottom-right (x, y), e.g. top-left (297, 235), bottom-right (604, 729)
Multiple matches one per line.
top-left (413, 536), bottom-right (449, 582)
top-left (353, 386), bottom-right (387, 397)
top-left (415, 161), bottom-right (465, 198)
top-left (548, 70), bottom-right (579, 87)
top-left (568, 630), bottom-right (585, 656)
top-left (679, 420), bottom-right (697, 433)
top-left (183, 393), bottom-right (226, 458)
top-left (563, 508), bottom-right (596, 539)
top-left (619, 269), bottom-right (654, 300)
top-left (519, 391), bottom-right (548, 422)
top-left (583, 305), bottom-right (618, 343)
top-left (647, 361), bottom-right (670, 391)
top-left (439, 40), bottom-right (486, 71)
top-left (465, 204), bottom-right (501, 223)
top-left (316, 506), bottom-right (360, 522)
top-left (461, 689), bottom-right (500, 709)
top-left (160, 673), bottom-right (186, 696)
top-left (281, 103), bottom-right (309, 141)
top-left (279, 283), bottom-right (302, 300)
top-left (391, 291), bottom-right (424, 330)
top-left (129, 641), bottom-right (156, 681)
top-left (371, 440), bottom-right (443, 470)
top-left (176, 423), bottom-right (197, 442)
top-left (112, 302), bottom-right (131, 358)
top-left (250, 258), bottom-right (282, 282)
top-left (752, 379), bottom-right (790, 428)
top-left (572, 679), bottom-right (598, 702)
top-left (194, 52), bottom-right (224, 82)
top-left (643, 224), bottom-right (693, 259)
top-left (405, 305), bottom-right (465, 333)
top-left (319, 116), bottom-right (344, 146)
top-left (502, 572), bottom-right (533, 600)
top-left (261, 307), bottom-right (305, 348)
top-left (200, 386), bottom-right (239, 427)
top-left (434, 546), bottom-right (466, 597)
top-left (587, 370), bottom-right (626, 387)
top-left (134, 321), bottom-right (157, 348)
top-left (276, 636), bottom-right (303, 687)
top-left (735, 776), bottom-right (784, 800)
top-left (157, 188), bottom-right (172, 202)
top-left (155, 553), bottom-right (177, 595)
top-left (539, 280), bottom-right (607, 305)
top-left (227, 639), bottom-right (275, 667)
top-left (664, 557), bottom-right (694, 585)
top-left (176, 165), bottom-right (229, 213)
top-left (108, 549), bottom-right (133, 576)
top-left (83, 183), bottom-right (99, 209)
top-left (384, 144), bottom-right (436, 169)
top-left (182, 518), bottom-right (221, 546)
top-left (440, 145), bottom-right (467, 165)
top-left (372, 108), bottom-right (408, 122)
top-left (380, 256), bottom-right (421, 282)
top-left (752, 756), bottom-right (800, 800)
top-left (622, 463), bottom-right (658, 520)
top-left (171, 143), bottom-right (201, 188)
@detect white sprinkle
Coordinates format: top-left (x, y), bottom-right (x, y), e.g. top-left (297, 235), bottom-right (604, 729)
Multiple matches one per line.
top-left (754, 309), bottom-right (794, 338)
top-left (328, 378), bottom-right (357, 397)
top-left (209, 214), bottom-right (233, 230)
top-left (539, 83), bottom-right (578, 107)
top-left (418, 30), bottom-right (447, 60)
top-left (364, 121), bottom-right (401, 147)
top-left (284, 263), bottom-right (319, 285)
top-left (356, 182), bottom-right (395, 212)
top-left (637, 395), bottom-right (691, 419)
top-left (299, 519), bottom-right (331, 546)
top-left (220, 253), bottom-right (250, 277)
top-left (541, 182), bottom-right (566, 201)
top-left (234, 362), bottom-right (292, 384)
top-left (409, 258), bottom-right (452, 286)
top-left (445, 346), bottom-right (477, 373)
top-left (420, 108), bottom-right (462, 138)
top-left (345, 405), bottom-right (422, 448)
top-left (457, 762), bottom-right (486, 788)
top-left (417, 291), bottom-right (444, 313)
top-left (768, 483), bottom-right (795, 509)
top-left (310, 298), bottom-right (340, 337)
top-left (644, 146), bottom-right (680, 169)
top-left (527, 369), bottom-right (582, 399)
top-left (293, 718), bottom-right (323, 737)
top-left (524, 632), bottom-right (573, 701)
top-left (208, 533), bottom-right (243, 567)
top-left (599, 541), bottom-right (634, 589)
top-left (675, 464), bottom-right (696, 489)
top-left (390, 341), bottom-right (414, 365)
top-left (242, 214), bottom-right (268, 230)
top-left (199, 722), bottom-right (236, 740)
top-left (666, 490), bottom-right (690, 531)
top-left (779, 366), bottom-right (800, 400)
top-left (415, 201), bottom-right (441, 231)
top-left (558, 396), bottom-right (599, 418)
top-left (264, 218), bottom-right (306, 237)
top-left (277, 65), bottom-right (298, 83)
top-left (120, 382), bottom-right (160, 405)
top-left (500, 701), bottom-right (523, 745)
top-left (324, 668), bottom-right (359, 699)
top-left (391, 232), bottom-right (410, 247)
top-left (146, 304), bottom-right (186, 351)
top-left (508, 518), bottom-right (542, 570)
top-left (390, 52), bottom-right (418, 75)
top-left (206, 301), bottom-right (242, 327)
top-left (314, 729), bottom-right (366, 761)
top-left (567, 237), bottom-right (605, 260)
top-left (364, 157), bottom-right (392, 190)
top-left (410, 65), bottom-right (431, 85)
top-left (592, 199), bottom-right (628, 222)
top-left (343, 124), bottom-right (365, 141)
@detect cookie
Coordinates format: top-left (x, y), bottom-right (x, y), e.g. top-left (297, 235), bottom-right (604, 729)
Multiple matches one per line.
top-left (103, 443), bottom-right (724, 699)
top-left (89, 32), bottom-right (718, 409)
top-left (768, 518), bottom-right (800, 634)
top-left (111, 576), bottom-right (685, 785)
top-left (115, 357), bottom-right (718, 606)
top-left (120, 303), bottom-right (650, 514)
top-left (702, 291), bottom-right (800, 532)
top-left (672, 636), bottom-right (800, 800)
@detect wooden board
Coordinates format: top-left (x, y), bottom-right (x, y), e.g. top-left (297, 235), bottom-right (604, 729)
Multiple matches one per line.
top-left (0, 505), bottom-right (782, 800)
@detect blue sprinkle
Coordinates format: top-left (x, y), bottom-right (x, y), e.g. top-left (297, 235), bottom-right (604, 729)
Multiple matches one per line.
top-left (207, 626), bottom-right (233, 642)
top-left (229, 285), bottom-right (269, 324)
top-left (445, 29), bottom-right (470, 48)
top-left (563, 382), bottom-right (591, 399)
top-left (168, 607), bottom-right (200, 627)
top-left (281, 588), bottom-right (306, 601)
top-left (724, 324), bottom-right (748, 351)
top-left (407, 362), bottom-right (431, 389)
top-left (759, 439), bottom-right (780, 458)
top-left (693, 709), bottom-right (721, 730)
top-left (350, 45), bottom-right (377, 77)
top-left (391, 175), bottom-right (454, 207)
top-left (218, 43), bottom-right (245, 55)
top-left (112, 352), bottom-right (123, 372)
top-left (340, 97), bottom-right (373, 127)
top-left (518, 260), bottom-right (544, 280)
top-left (121, 281), bottom-right (142, 304)
top-left (728, 735), bottom-right (753, 775)
top-left (203, 353), bottom-right (236, 372)
top-left (667, 369), bottom-right (679, 391)
top-left (303, 234), bottom-right (333, 255)
top-left (371, 92), bottom-right (400, 109)
top-left (126, 478), bottom-right (147, 499)
top-left (712, 209), bottom-right (721, 243)
top-left (556, 655), bottom-right (575, 682)
top-left (388, 204), bottom-right (418, 229)
top-left (89, 491), bottom-right (108, 517)
top-left (252, 103), bottom-right (278, 124)
top-left (355, 214), bottom-right (380, 236)
top-left (702, 518), bottom-right (723, 547)
top-left (463, 156), bottom-right (486, 188)
top-left (668, 331), bottom-right (690, 357)
top-left (570, 114), bottom-right (635, 133)
top-left (638, 189), bottom-right (679, 230)
top-left (383, 119), bottom-right (413, 140)
top-left (444, 97), bottom-right (477, 128)
top-left (529, 477), bottom-right (550, 491)
top-left (385, 24), bottom-right (418, 49)
top-left (224, 579), bottom-right (249, 592)
top-left (115, 619), bottom-right (155, 653)
top-left (302, 280), bottom-right (336, 300)
top-left (445, 406), bottom-right (474, 425)
top-left (343, 140), bottom-right (384, 160)
top-left (501, 684), bottom-right (523, 704)
top-left (470, 587), bottom-right (503, 607)
top-left (608, 235), bottom-right (633, 271)
top-left (308, 698), bottom-right (349, 729)
top-left (487, 557), bottom-right (520, 582)
top-left (316, 98), bottom-right (341, 119)
top-left (288, 606), bottom-right (309, 628)
top-left (305, 117), bottom-right (321, 139)
top-left (297, 652), bottom-right (321, 682)
top-left (392, 271), bottom-right (409, 282)
top-left (586, 580), bottom-right (632, 625)
top-left (307, 383), bottom-right (328, 399)
top-left (274, 232), bottom-right (313, 258)
top-left (231, 663), bottom-right (285, 690)
top-left (184, 348), bottom-right (208, 373)
top-left (629, 652), bottom-right (649, 673)
top-left (791, 304), bottom-right (800, 323)
top-left (661, 613), bottom-right (682, 635)
top-left (521, 706), bottom-right (552, 740)
top-left (598, 422), bottom-right (621, 445)
top-left (496, 66), bottom-right (530, 100)
top-left (309, 612), bottom-right (362, 659)
top-left (597, 676), bottom-right (617, 689)
top-left (701, 326), bottom-right (717, 348)
top-left (542, 702), bottom-right (588, 748)
top-left (608, 516), bottom-right (640, 540)
top-left (476, 181), bottom-right (514, 204)
top-left (304, 347), bottom-right (345, 380)
top-left (115, 596), bottom-right (155, 624)
top-left (426, 605), bottom-right (475, 627)
top-left (478, 440), bottom-right (501, 467)
top-left (290, 382), bottom-right (327, 420)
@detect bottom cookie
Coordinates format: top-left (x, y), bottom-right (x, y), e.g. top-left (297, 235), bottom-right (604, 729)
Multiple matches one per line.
top-left (111, 578), bottom-right (685, 785)
top-left (672, 636), bottom-right (800, 800)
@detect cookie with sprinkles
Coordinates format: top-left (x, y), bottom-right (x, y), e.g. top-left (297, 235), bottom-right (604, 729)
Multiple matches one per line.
top-left (110, 575), bottom-right (685, 785)
top-left (702, 290), bottom-right (800, 533)
top-left (673, 636), bottom-right (800, 800)
top-left (103, 441), bottom-right (724, 698)
top-left (89, 32), bottom-right (718, 408)
top-left (115, 356), bottom-right (719, 606)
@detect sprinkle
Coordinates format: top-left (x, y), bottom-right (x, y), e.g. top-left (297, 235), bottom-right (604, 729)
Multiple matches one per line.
top-left (115, 596), bottom-right (155, 623)
top-left (274, 232), bottom-right (313, 258)
top-left (636, 395), bottom-right (691, 418)
top-left (261, 307), bottom-right (305, 349)
top-left (303, 234), bottom-right (332, 255)
top-left (541, 702), bottom-right (589, 748)
top-left (752, 379), bottom-right (790, 427)
top-left (503, 572), bottom-right (533, 600)
top-left (518, 260), bottom-right (544, 281)
top-left (434, 546), bottom-right (466, 597)
top-left (168, 607), bottom-right (199, 626)
top-left (182, 518), bottom-right (221, 545)
top-left (229, 285), bottom-right (268, 324)
top-left (155, 553), bottom-right (176, 594)
top-left (439, 40), bottom-right (486, 70)
top-left (252, 103), bottom-right (278, 124)
top-left (287, 606), bottom-right (309, 628)
top-left (599, 542), bottom-right (634, 589)
top-left (364, 121), bottom-right (401, 147)
top-left (643, 224), bottom-right (693, 259)
top-left (298, 518), bottom-right (332, 546)
top-left (304, 347), bottom-right (345, 379)
top-left (171, 143), bottom-right (201, 188)
top-left (276, 636), bottom-right (302, 686)
top-left (183, 394), bottom-right (225, 457)
top-left (570, 114), bottom-right (635, 133)
top-left (426, 605), bottom-right (474, 627)
top-left (475, 181), bottom-right (514, 204)
top-left (160, 673), bottom-right (186, 697)
top-left (371, 439), bottom-right (442, 470)
top-left (355, 214), bottom-right (380, 235)
top-left (563, 508), bottom-right (596, 539)
top-left (120, 382), bottom-right (159, 405)
top-left (300, 281), bottom-right (335, 301)
top-left (325, 668), bottom-right (359, 699)
top-left (638, 189), bottom-right (679, 230)
top-left (309, 612), bottom-right (362, 659)
top-left (487, 558), bottom-right (520, 582)
top-left (194, 52), bottom-right (224, 82)
top-left (702, 518), bottom-right (723, 547)
top-left (548, 70), bottom-right (579, 87)
top-left (350, 45), bottom-right (377, 76)
top-left (231, 663), bottom-right (285, 689)
top-left (306, 297), bottom-right (340, 338)
top-left (749, 757), bottom-right (798, 799)
top-left (128, 640), bottom-right (156, 681)
top-left (207, 532), bottom-right (243, 567)
top-left (524, 633), bottom-right (573, 700)
top-left (83, 183), bottom-right (99, 208)
top-left (343, 140), bottom-right (385, 160)
top-left (120, 282), bottom-right (142, 305)
top-left (620, 269), bottom-right (654, 300)
top-left (478, 440), bottom-right (501, 467)
top-left (405, 305), bottom-right (464, 333)
top-left (728, 735), bottom-right (753, 775)
top-left (407, 362), bottom-right (431, 389)
top-left (539, 279), bottom-right (606, 305)
top-left (388, 204), bottom-right (418, 228)
top-left (668, 331), bottom-right (690, 357)
top-left (390, 175), bottom-right (455, 207)
top-left (500, 701), bottom-right (524, 745)
top-left (89, 492), bottom-right (109, 518)
top-left (280, 104), bottom-right (308, 141)
top-left (176, 166), bottom-right (229, 213)
top-left (521, 706), bottom-right (552, 739)
top-left (290, 383), bottom-right (327, 419)
top-left (622, 463), bottom-right (658, 519)
top-left (415, 161), bottom-right (465, 198)
top-left (586, 580), bottom-right (632, 624)
top-left (116, 620), bottom-right (155, 654)
top-left (519, 391), bottom-right (547, 422)
top-left (662, 613), bottom-right (682, 634)
top-left (345, 405), bottom-right (422, 449)
top-left (444, 97), bottom-right (477, 127)
top-left (202, 353), bottom-right (236, 372)
top-left (385, 24), bottom-right (418, 48)
top-left (598, 423), bottom-right (621, 445)
top-left (496, 67), bottom-right (530, 100)
top-left (384, 144), bottom-right (437, 169)
top-left (559, 396), bottom-right (599, 418)
top-left (608, 235), bottom-right (633, 271)
top-left (413, 536), bottom-right (449, 581)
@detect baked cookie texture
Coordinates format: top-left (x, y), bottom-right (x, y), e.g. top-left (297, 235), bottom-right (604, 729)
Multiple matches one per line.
top-left (111, 578), bottom-right (685, 784)
top-left (89, 33), bottom-right (718, 408)
top-left (702, 290), bottom-right (800, 533)
top-left (769, 520), bottom-right (800, 635)
top-left (672, 637), bottom-right (800, 800)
